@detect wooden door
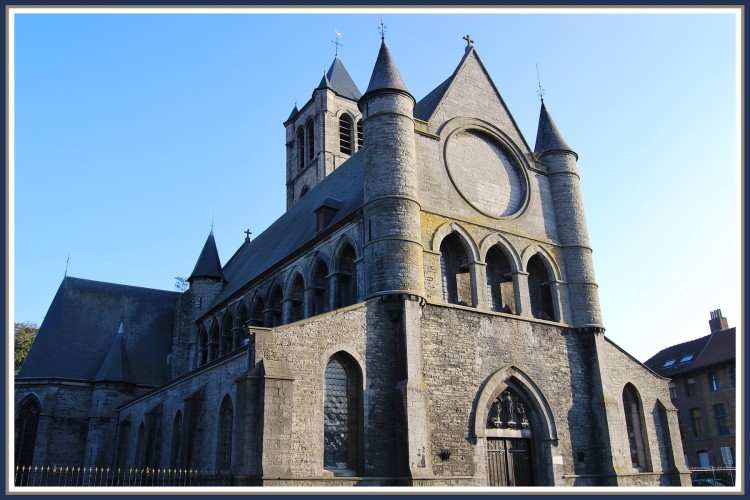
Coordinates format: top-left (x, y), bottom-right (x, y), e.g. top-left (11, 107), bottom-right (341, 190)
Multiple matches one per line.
top-left (487, 438), bottom-right (533, 486)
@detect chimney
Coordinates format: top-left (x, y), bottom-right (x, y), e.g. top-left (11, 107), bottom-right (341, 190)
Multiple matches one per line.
top-left (708, 309), bottom-right (728, 333)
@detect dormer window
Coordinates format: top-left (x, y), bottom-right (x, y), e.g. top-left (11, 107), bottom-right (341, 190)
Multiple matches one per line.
top-left (315, 197), bottom-right (343, 231)
top-left (679, 354), bottom-right (694, 364)
top-left (662, 359), bottom-right (676, 368)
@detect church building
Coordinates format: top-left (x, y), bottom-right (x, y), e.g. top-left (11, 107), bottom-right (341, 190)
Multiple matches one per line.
top-left (15, 33), bottom-right (691, 487)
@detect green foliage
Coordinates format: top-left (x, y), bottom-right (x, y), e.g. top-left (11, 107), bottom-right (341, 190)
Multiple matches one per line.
top-left (174, 276), bottom-right (189, 292)
top-left (14, 321), bottom-right (39, 371)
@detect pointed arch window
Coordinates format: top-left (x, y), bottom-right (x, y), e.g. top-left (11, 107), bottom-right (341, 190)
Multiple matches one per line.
top-left (15, 396), bottom-right (41, 468)
top-left (527, 255), bottom-right (555, 320)
top-left (170, 411), bottom-right (183, 470)
top-left (440, 233), bottom-right (472, 306)
top-left (290, 274), bottom-right (305, 322)
top-left (324, 353), bottom-right (362, 474)
top-left (198, 327), bottom-right (209, 366)
top-left (134, 422), bottom-right (146, 469)
top-left (306, 119), bottom-right (315, 161)
top-left (220, 314), bottom-right (233, 357)
top-left (217, 395), bottom-right (233, 472)
top-left (208, 323), bottom-right (220, 362)
top-left (235, 303), bottom-right (248, 349)
top-left (267, 286), bottom-right (283, 327)
top-left (337, 244), bottom-right (358, 308)
top-left (299, 185), bottom-right (310, 199)
top-left (297, 127), bottom-right (305, 169)
top-left (312, 260), bottom-right (330, 315)
top-left (249, 296), bottom-right (265, 327)
top-left (486, 246), bottom-right (516, 314)
top-left (623, 384), bottom-right (650, 470)
top-left (339, 114), bottom-right (353, 155)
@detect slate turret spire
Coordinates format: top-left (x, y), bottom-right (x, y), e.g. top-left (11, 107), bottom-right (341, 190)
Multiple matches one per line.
top-left (534, 101), bottom-right (574, 156)
top-left (189, 231), bottom-right (224, 282)
top-left (363, 39), bottom-right (409, 96)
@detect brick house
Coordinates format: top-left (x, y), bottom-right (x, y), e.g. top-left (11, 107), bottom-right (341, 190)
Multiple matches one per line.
top-left (15, 35), bottom-right (691, 487)
top-left (644, 310), bottom-right (737, 469)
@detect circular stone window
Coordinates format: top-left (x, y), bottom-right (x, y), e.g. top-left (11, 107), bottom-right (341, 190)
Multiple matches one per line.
top-left (444, 129), bottom-right (527, 218)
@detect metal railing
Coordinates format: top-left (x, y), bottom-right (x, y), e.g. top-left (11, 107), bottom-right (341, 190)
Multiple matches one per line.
top-left (14, 465), bottom-right (235, 487)
top-left (689, 467), bottom-right (736, 487)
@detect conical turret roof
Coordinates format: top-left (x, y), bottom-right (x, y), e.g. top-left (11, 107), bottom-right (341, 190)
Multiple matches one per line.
top-left (93, 322), bottom-right (135, 383)
top-left (534, 102), bottom-right (573, 155)
top-left (189, 231), bottom-right (224, 281)
top-left (364, 40), bottom-right (409, 95)
top-left (325, 55), bottom-right (362, 100)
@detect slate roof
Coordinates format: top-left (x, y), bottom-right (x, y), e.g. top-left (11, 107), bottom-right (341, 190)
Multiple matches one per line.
top-left (534, 102), bottom-right (573, 154)
top-left (326, 55), bottom-right (362, 101)
top-left (206, 149), bottom-right (365, 311)
top-left (364, 40), bottom-right (408, 95)
top-left (17, 277), bottom-right (180, 386)
top-left (644, 327), bottom-right (736, 378)
top-left (189, 231), bottom-right (224, 281)
top-left (413, 46), bottom-right (477, 122)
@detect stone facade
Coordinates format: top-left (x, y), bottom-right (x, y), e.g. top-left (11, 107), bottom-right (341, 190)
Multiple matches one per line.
top-left (14, 37), bottom-right (691, 488)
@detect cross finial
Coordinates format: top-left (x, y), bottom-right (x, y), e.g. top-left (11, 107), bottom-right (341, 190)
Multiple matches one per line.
top-left (64, 253), bottom-right (69, 278)
top-left (379, 17), bottom-right (387, 41)
top-left (332, 29), bottom-right (343, 56)
top-left (463, 34), bottom-right (474, 47)
top-left (536, 63), bottom-right (545, 102)
top-left (244, 229), bottom-right (252, 242)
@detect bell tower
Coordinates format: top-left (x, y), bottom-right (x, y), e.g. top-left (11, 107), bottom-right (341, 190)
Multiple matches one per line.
top-left (283, 52), bottom-right (363, 210)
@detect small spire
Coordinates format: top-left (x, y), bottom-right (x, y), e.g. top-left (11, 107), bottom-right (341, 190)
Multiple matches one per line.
top-left (332, 29), bottom-right (343, 56)
top-left (379, 17), bottom-right (387, 41)
top-left (536, 63), bottom-right (545, 103)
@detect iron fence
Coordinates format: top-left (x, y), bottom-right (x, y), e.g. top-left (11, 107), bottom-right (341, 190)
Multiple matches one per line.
top-left (14, 465), bottom-right (235, 487)
top-left (689, 467), bottom-right (736, 487)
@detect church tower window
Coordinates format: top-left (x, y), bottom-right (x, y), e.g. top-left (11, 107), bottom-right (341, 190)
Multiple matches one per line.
top-left (324, 353), bottom-right (362, 475)
top-left (356, 119), bottom-right (363, 149)
top-left (623, 384), bottom-right (650, 470)
top-left (527, 255), bottom-right (555, 320)
top-left (306, 119), bottom-right (315, 161)
top-left (217, 395), bottom-right (233, 472)
top-left (486, 246), bottom-right (516, 314)
top-left (339, 114), bottom-right (353, 155)
top-left (297, 127), bottom-right (305, 169)
top-left (440, 233), bottom-right (472, 306)
top-left (15, 395), bottom-right (41, 468)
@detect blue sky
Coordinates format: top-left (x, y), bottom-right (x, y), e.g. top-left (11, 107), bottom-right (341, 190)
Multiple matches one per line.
top-left (10, 7), bottom-right (740, 363)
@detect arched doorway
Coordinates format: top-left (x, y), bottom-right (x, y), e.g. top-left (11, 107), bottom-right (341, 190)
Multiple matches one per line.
top-left (473, 366), bottom-right (557, 487)
top-left (485, 389), bottom-right (533, 486)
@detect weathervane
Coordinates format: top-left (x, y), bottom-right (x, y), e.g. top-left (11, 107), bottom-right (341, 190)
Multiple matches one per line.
top-left (210, 213), bottom-right (215, 234)
top-left (378, 17), bottom-right (387, 41)
top-left (536, 63), bottom-right (545, 102)
top-left (463, 34), bottom-right (474, 47)
top-left (332, 29), bottom-right (343, 56)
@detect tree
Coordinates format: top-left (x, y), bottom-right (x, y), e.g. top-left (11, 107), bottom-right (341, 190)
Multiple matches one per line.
top-left (14, 322), bottom-right (39, 372)
top-left (174, 276), bottom-right (189, 292)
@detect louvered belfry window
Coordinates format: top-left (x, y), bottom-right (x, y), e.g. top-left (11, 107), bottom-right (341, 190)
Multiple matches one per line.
top-left (339, 115), bottom-right (353, 155)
